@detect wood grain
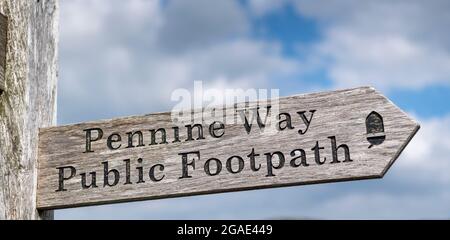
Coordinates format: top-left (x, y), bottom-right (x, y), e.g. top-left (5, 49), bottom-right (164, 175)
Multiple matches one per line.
top-left (37, 87), bottom-right (419, 210)
top-left (0, 12), bottom-right (6, 92)
top-left (0, 0), bottom-right (58, 219)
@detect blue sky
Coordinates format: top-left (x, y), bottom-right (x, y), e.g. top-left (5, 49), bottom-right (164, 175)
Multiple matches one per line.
top-left (56, 0), bottom-right (450, 219)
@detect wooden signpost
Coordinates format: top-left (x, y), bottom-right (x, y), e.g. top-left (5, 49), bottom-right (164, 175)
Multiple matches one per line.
top-left (0, 12), bottom-right (6, 92)
top-left (0, 1), bottom-right (58, 219)
top-left (0, 0), bottom-right (422, 221)
top-left (36, 86), bottom-right (419, 210)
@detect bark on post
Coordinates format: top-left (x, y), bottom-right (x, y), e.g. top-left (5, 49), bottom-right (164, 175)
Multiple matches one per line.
top-left (0, 0), bottom-right (58, 220)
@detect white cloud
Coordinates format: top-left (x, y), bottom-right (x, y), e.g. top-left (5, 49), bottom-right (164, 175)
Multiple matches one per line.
top-left (157, 0), bottom-right (249, 52)
top-left (58, 0), bottom-right (298, 123)
top-left (60, 0), bottom-right (162, 48)
top-left (60, 1), bottom-right (110, 41)
top-left (397, 115), bottom-right (450, 184)
top-left (314, 30), bottom-right (450, 90)
top-left (312, 191), bottom-right (450, 219)
top-left (291, 0), bottom-right (450, 91)
top-left (238, 0), bottom-right (450, 90)
top-left (185, 40), bottom-right (297, 83)
top-left (247, 0), bottom-right (287, 16)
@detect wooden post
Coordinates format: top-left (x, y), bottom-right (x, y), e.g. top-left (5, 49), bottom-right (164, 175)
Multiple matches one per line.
top-left (0, 0), bottom-right (58, 220)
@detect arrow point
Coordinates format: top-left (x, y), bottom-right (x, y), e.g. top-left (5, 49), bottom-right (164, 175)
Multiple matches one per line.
top-left (380, 114), bottom-right (421, 178)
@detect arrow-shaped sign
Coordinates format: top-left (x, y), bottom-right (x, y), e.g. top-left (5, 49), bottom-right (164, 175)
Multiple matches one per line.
top-left (36, 86), bottom-right (419, 210)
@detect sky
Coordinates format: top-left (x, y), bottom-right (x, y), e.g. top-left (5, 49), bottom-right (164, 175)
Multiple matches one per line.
top-left (55, 0), bottom-right (450, 219)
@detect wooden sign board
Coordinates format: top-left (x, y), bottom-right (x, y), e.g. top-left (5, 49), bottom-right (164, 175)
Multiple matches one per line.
top-left (36, 87), bottom-right (419, 210)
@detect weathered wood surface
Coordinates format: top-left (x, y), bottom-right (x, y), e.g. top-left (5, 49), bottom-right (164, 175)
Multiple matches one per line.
top-left (37, 87), bottom-right (419, 210)
top-left (0, 12), bottom-right (6, 92)
top-left (0, 0), bottom-right (58, 219)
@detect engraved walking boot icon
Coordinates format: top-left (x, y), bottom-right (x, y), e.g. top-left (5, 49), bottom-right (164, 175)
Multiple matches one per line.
top-left (366, 111), bottom-right (386, 148)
